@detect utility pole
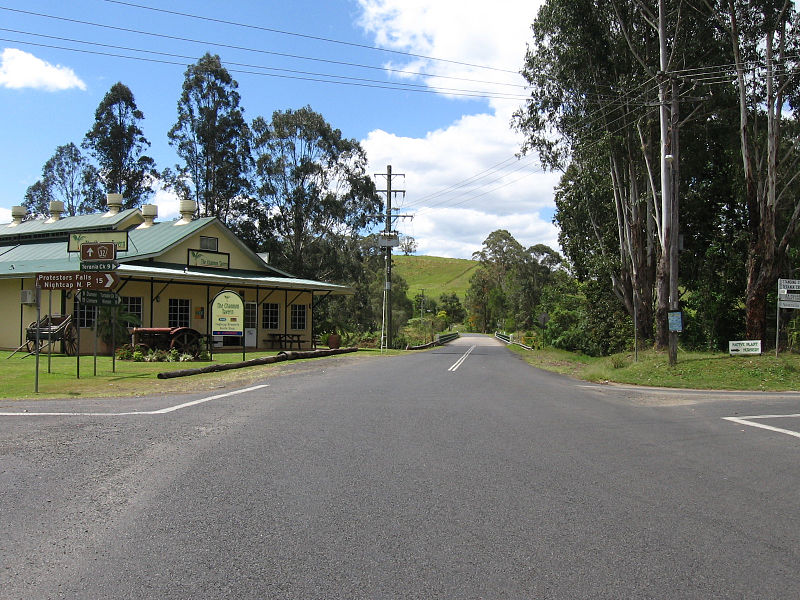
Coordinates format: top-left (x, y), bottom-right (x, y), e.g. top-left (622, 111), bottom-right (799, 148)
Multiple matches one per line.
top-left (374, 165), bottom-right (409, 349)
top-left (658, 0), bottom-right (679, 366)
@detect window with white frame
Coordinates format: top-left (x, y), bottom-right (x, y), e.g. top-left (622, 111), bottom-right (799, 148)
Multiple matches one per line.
top-left (262, 303), bottom-right (279, 330)
top-left (168, 298), bottom-right (190, 328)
top-left (244, 302), bottom-right (257, 329)
top-left (290, 304), bottom-right (306, 330)
top-left (73, 297), bottom-right (97, 328)
top-left (121, 296), bottom-right (143, 325)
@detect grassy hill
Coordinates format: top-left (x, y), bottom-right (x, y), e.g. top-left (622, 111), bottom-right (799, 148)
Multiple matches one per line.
top-left (392, 255), bottom-right (479, 301)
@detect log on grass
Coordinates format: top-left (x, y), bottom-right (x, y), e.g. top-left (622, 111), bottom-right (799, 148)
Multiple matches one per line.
top-left (157, 347), bottom-right (358, 379)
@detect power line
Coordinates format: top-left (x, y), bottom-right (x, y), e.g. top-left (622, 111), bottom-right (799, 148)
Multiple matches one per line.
top-left (0, 36), bottom-right (530, 101)
top-left (404, 154), bottom-right (543, 209)
top-left (0, 30), bottom-right (530, 100)
top-left (414, 167), bottom-right (547, 216)
top-left (100, 0), bottom-right (521, 75)
top-left (0, 5), bottom-right (524, 89)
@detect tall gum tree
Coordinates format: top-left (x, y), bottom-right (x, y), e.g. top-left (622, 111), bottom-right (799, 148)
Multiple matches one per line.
top-left (246, 106), bottom-right (382, 279)
top-left (514, 0), bottom-right (660, 345)
top-left (82, 82), bottom-right (156, 209)
top-left (167, 53), bottom-right (251, 221)
top-left (704, 0), bottom-right (800, 344)
top-left (23, 143), bottom-right (102, 217)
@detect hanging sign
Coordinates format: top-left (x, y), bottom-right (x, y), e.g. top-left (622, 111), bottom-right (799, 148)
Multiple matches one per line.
top-left (378, 234), bottom-right (399, 248)
top-left (68, 232), bottom-right (128, 252)
top-left (211, 290), bottom-right (244, 336)
top-left (188, 249), bottom-right (230, 270)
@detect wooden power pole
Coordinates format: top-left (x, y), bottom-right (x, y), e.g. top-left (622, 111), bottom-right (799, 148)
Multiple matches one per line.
top-left (375, 165), bottom-right (407, 349)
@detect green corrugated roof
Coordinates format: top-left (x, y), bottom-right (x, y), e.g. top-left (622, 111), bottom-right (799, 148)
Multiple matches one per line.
top-left (121, 217), bottom-right (216, 258)
top-left (0, 209), bottom-right (141, 241)
top-left (0, 216), bottom-right (353, 294)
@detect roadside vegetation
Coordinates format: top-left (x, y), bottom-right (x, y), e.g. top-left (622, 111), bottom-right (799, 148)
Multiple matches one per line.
top-left (508, 344), bottom-right (800, 392)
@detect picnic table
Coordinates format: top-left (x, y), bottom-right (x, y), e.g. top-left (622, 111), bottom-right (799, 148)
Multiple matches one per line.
top-left (264, 333), bottom-right (306, 350)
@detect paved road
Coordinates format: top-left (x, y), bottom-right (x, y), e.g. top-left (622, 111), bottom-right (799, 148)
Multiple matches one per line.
top-left (2, 333), bottom-right (800, 598)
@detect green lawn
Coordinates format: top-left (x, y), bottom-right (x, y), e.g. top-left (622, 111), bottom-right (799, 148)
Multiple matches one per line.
top-left (393, 255), bottom-right (479, 301)
top-left (508, 344), bottom-right (800, 392)
top-left (0, 349), bottom-right (395, 401)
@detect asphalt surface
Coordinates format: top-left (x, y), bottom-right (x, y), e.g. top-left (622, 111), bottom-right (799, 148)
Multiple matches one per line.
top-left (2, 333), bottom-right (800, 598)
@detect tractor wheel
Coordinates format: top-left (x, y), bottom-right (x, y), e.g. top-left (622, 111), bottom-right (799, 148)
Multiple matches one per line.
top-left (170, 330), bottom-right (202, 356)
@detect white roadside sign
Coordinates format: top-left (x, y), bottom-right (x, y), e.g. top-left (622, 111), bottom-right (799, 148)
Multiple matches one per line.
top-left (729, 340), bottom-right (761, 355)
top-left (778, 278), bottom-right (800, 292)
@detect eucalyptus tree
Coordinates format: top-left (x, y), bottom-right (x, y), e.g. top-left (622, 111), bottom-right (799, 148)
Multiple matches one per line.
top-left (23, 143), bottom-right (103, 217)
top-left (167, 53), bottom-right (251, 221)
top-left (514, 0), bottom-right (659, 344)
top-left (702, 0), bottom-right (800, 343)
top-left (466, 230), bottom-right (565, 333)
top-left (247, 105), bottom-right (382, 279)
top-left (515, 0), bottom-right (732, 348)
top-left (82, 82), bottom-right (156, 208)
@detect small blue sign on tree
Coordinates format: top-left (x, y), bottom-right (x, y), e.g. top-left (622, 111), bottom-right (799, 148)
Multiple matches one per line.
top-left (668, 311), bottom-right (684, 333)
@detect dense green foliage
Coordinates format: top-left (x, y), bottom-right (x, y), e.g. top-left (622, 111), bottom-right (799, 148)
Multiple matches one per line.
top-left (241, 106), bottom-right (382, 280)
top-left (462, 229), bottom-right (631, 356)
top-left (514, 0), bottom-right (800, 351)
top-left (83, 82), bottom-right (156, 208)
top-left (167, 53), bottom-right (251, 221)
top-left (23, 143), bottom-right (103, 217)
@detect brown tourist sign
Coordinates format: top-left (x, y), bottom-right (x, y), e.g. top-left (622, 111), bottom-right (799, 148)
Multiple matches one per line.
top-left (35, 272), bottom-right (119, 290)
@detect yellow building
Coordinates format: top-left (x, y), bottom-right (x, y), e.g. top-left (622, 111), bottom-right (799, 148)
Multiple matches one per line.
top-left (0, 195), bottom-right (352, 354)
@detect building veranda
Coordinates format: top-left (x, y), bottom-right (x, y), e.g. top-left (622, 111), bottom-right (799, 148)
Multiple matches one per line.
top-left (0, 195), bottom-right (352, 355)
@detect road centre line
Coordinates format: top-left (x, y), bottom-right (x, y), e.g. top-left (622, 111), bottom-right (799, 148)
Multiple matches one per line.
top-left (448, 345), bottom-right (476, 372)
top-left (0, 384), bottom-right (269, 417)
top-left (723, 413), bottom-right (800, 439)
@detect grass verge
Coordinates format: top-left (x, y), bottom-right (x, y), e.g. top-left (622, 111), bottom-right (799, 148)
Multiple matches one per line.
top-left (508, 345), bottom-right (800, 391)
top-left (0, 348), bottom-right (400, 401)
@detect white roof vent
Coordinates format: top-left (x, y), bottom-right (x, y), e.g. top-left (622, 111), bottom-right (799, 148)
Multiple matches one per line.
top-left (176, 199), bottom-right (197, 225)
top-left (8, 206), bottom-right (26, 227)
top-left (105, 193), bottom-right (123, 216)
top-left (45, 201), bottom-right (64, 223)
top-left (138, 204), bottom-right (158, 228)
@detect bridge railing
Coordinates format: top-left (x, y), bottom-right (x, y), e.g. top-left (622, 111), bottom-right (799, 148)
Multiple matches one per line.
top-left (494, 331), bottom-right (533, 351)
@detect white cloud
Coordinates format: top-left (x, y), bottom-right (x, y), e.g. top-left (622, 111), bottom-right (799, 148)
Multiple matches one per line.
top-left (0, 206), bottom-right (10, 224)
top-left (151, 182), bottom-right (181, 220)
top-left (357, 0), bottom-right (537, 109)
top-left (410, 207), bottom-right (559, 258)
top-left (0, 48), bottom-right (86, 91)
top-left (356, 1), bottom-right (560, 258)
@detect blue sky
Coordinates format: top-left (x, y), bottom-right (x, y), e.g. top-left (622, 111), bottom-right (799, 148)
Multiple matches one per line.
top-left (0, 0), bottom-right (558, 258)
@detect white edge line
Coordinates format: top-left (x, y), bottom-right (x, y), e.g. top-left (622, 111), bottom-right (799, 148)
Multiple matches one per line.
top-left (723, 416), bottom-right (800, 439)
top-left (0, 384), bottom-right (269, 417)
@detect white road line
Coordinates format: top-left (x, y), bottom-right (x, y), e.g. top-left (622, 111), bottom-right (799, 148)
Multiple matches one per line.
top-left (0, 384), bottom-right (269, 417)
top-left (723, 414), bottom-right (800, 439)
top-left (448, 345), bottom-right (476, 372)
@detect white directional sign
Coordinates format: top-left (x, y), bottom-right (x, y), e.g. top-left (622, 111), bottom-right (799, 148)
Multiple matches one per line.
top-left (729, 340), bottom-right (761, 355)
top-left (778, 279), bottom-right (800, 310)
